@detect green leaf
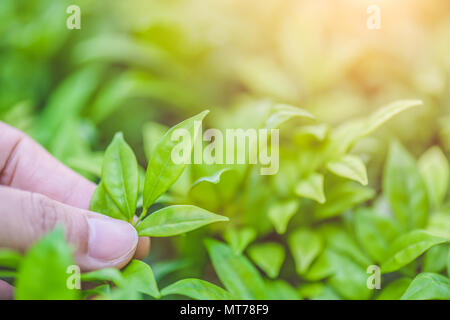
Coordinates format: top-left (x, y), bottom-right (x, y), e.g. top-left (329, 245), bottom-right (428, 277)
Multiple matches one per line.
top-left (383, 141), bottom-right (429, 230)
top-left (381, 230), bottom-right (448, 273)
top-left (418, 146), bottom-right (449, 208)
top-left (314, 182), bottom-right (375, 220)
top-left (161, 278), bottom-right (233, 300)
top-left (205, 239), bottom-right (267, 299)
top-left (136, 205), bottom-right (228, 237)
top-left (268, 199), bottom-right (299, 234)
top-left (0, 249), bottom-right (22, 269)
top-left (101, 132), bottom-right (139, 222)
top-left (121, 260), bottom-right (160, 299)
top-left (423, 244), bottom-right (449, 273)
top-left (376, 278), bottom-right (412, 300)
top-left (288, 228), bottom-right (323, 275)
top-left (327, 155), bottom-right (368, 185)
top-left (401, 273), bottom-right (450, 300)
top-left (90, 182), bottom-right (124, 221)
top-left (354, 208), bottom-right (400, 262)
top-left (265, 103), bottom-right (314, 129)
top-left (191, 168), bottom-right (234, 187)
top-left (295, 173), bottom-right (325, 203)
top-left (143, 110), bottom-right (209, 210)
top-left (15, 228), bottom-right (79, 300)
top-left (223, 227), bottom-right (257, 254)
top-left (81, 268), bottom-right (124, 286)
top-left (247, 242), bottom-right (285, 278)
top-left (142, 121), bottom-right (168, 161)
top-left (361, 99), bottom-right (422, 137)
top-left (265, 280), bottom-right (301, 300)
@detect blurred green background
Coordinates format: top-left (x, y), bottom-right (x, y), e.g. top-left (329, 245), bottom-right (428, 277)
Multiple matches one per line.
top-left (1, 0), bottom-right (450, 299)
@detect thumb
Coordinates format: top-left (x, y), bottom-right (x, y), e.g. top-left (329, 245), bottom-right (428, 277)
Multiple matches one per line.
top-left (0, 186), bottom-right (138, 271)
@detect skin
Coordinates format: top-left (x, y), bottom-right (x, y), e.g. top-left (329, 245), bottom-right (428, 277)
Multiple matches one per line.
top-left (0, 121), bottom-right (150, 299)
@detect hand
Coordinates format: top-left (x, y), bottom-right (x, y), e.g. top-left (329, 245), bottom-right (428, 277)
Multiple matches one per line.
top-left (0, 122), bottom-right (150, 299)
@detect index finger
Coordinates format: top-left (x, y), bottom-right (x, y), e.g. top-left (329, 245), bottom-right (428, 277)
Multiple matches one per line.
top-left (0, 121), bottom-right (96, 209)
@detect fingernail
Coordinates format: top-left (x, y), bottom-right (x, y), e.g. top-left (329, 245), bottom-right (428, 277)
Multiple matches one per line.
top-left (87, 218), bottom-right (138, 261)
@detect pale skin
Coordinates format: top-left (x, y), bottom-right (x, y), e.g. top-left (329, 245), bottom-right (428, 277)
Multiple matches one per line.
top-left (0, 122), bottom-right (150, 299)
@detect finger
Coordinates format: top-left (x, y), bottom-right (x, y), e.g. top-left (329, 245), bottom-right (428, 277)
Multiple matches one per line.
top-left (0, 280), bottom-right (13, 300)
top-left (0, 121), bottom-right (96, 209)
top-left (134, 237), bottom-right (150, 260)
top-left (0, 186), bottom-right (138, 271)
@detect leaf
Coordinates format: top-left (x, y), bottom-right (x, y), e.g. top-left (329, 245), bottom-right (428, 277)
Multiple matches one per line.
top-left (325, 250), bottom-right (372, 300)
top-left (265, 280), bottom-right (301, 300)
top-left (423, 244), bottom-right (449, 273)
top-left (90, 182), bottom-right (124, 221)
top-left (136, 205), bottom-right (228, 237)
top-left (418, 146), bottom-right (449, 208)
top-left (142, 121), bottom-right (168, 161)
top-left (191, 168), bottom-right (234, 188)
top-left (295, 173), bottom-right (325, 204)
top-left (327, 155), bottom-right (368, 185)
top-left (362, 99), bottom-right (423, 138)
top-left (15, 228), bottom-right (79, 300)
top-left (121, 260), bottom-right (160, 299)
top-left (205, 239), bottom-right (267, 299)
top-left (247, 242), bottom-right (285, 278)
top-left (314, 182), bottom-right (375, 220)
top-left (81, 268), bottom-right (124, 286)
top-left (143, 110), bottom-right (209, 210)
top-left (101, 132), bottom-right (139, 222)
top-left (288, 228), bottom-right (323, 275)
top-left (265, 103), bottom-right (315, 129)
top-left (354, 208), bottom-right (400, 262)
top-left (0, 249), bottom-right (22, 269)
top-left (223, 227), bottom-right (257, 254)
top-left (376, 278), bottom-right (412, 300)
top-left (161, 278), bottom-right (233, 300)
top-left (401, 273), bottom-right (450, 300)
top-left (381, 230), bottom-right (448, 273)
top-left (383, 141), bottom-right (429, 230)
top-left (268, 199), bottom-right (299, 234)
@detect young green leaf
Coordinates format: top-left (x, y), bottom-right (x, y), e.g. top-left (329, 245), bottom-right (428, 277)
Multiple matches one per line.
top-left (136, 205), bottom-right (228, 237)
top-left (354, 208), bottom-right (400, 262)
top-left (161, 278), bottom-right (233, 300)
top-left (205, 239), bottom-right (267, 299)
top-left (295, 173), bottom-right (325, 204)
top-left (15, 228), bottom-right (79, 300)
top-left (423, 244), bottom-right (449, 273)
top-left (143, 110), bottom-right (209, 210)
top-left (0, 249), bottom-right (22, 269)
top-left (90, 182), bottom-right (124, 221)
top-left (265, 280), bottom-right (301, 300)
top-left (101, 132), bottom-right (139, 222)
top-left (142, 121), bottom-right (168, 161)
top-left (268, 199), bottom-right (299, 234)
top-left (418, 146), bottom-right (449, 208)
top-left (121, 260), bottom-right (160, 299)
top-left (401, 273), bottom-right (450, 300)
top-left (314, 182), bottom-right (375, 220)
top-left (81, 268), bottom-right (124, 286)
top-left (288, 228), bottom-right (323, 275)
top-left (265, 103), bottom-right (314, 129)
top-left (381, 230), bottom-right (448, 273)
top-left (383, 141), bottom-right (429, 230)
top-left (361, 99), bottom-right (422, 138)
top-left (327, 154), bottom-right (368, 186)
top-left (376, 278), bottom-right (412, 300)
top-left (223, 227), bottom-right (257, 254)
top-left (247, 242), bottom-right (285, 278)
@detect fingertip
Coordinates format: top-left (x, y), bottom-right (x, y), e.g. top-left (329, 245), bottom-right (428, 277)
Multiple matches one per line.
top-left (134, 237), bottom-right (150, 260)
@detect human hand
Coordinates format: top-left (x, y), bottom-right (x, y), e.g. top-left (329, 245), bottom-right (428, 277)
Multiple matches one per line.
top-left (0, 122), bottom-right (150, 299)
